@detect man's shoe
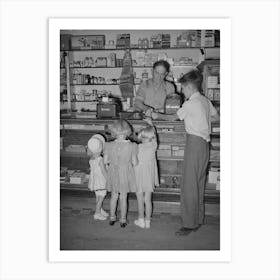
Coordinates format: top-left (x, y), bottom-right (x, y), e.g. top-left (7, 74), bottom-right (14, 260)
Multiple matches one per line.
top-left (175, 227), bottom-right (198, 236)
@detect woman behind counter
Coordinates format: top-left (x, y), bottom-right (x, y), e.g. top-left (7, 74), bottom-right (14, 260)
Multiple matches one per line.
top-left (134, 60), bottom-right (175, 114)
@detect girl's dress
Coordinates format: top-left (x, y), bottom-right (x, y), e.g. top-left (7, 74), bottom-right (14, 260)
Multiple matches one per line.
top-left (104, 140), bottom-right (138, 193)
top-left (88, 156), bottom-right (106, 192)
top-left (134, 141), bottom-right (159, 192)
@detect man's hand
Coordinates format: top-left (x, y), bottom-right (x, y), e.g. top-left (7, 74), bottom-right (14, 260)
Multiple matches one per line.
top-left (145, 108), bottom-right (153, 118)
top-left (143, 117), bottom-right (153, 126)
top-left (151, 112), bottom-right (159, 120)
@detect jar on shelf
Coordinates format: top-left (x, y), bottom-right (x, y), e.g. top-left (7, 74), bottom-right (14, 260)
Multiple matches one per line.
top-left (143, 38), bottom-right (149, 48)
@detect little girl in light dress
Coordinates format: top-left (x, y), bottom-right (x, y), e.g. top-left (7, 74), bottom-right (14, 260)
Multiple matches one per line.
top-left (87, 134), bottom-right (109, 221)
top-left (104, 120), bottom-right (138, 228)
top-left (134, 124), bottom-right (159, 229)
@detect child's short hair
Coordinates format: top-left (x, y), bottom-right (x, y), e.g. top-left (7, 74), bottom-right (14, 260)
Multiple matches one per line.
top-left (138, 125), bottom-right (156, 142)
top-left (178, 70), bottom-right (203, 92)
top-left (110, 119), bottom-right (132, 138)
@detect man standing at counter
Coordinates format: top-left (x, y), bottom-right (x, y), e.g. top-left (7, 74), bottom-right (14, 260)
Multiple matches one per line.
top-left (134, 60), bottom-right (175, 114)
top-left (152, 70), bottom-right (219, 236)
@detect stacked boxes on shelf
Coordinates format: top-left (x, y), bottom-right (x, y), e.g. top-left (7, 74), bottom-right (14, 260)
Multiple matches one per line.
top-left (71, 35), bottom-right (105, 50)
top-left (116, 34), bottom-right (130, 49)
top-left (208, 167), bottom-right (220, 190)
top-left (157, 144), bottom-right (172, 157)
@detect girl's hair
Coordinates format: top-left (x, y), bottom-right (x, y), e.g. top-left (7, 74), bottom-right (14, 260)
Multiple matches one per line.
top-left (110, 119), bottom-right (132, 138)
top-left (138, 125), bottom-right (156, 142)
top-left (178, 70), bottom-right (203, 92)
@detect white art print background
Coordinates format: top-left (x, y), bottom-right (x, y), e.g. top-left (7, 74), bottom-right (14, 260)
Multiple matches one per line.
top-left (49, 18), bottom-right (231, 262)
top-left (0, 0), bottom-right (279, 279)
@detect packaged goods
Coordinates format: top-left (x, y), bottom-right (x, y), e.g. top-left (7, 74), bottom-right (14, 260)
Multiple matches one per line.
top-left (161, 34), bottom-right (171, 48)
top-left (95, 57), bottom-right (107, 67)
top-left (65, 145), bottom-right (86, 153)
top-left (60, 34), bottom-right (71, 50)
top-left (70, 172), bottom-right (86, 184)
top-left (107, 53), bottom-right (116, 67)
top-left (135, 51), bottom-right (145, 66)
top-left (150, 34), bottom-right (162, 48)
top-left (165, 94), bottom-right (181, 114)
top-left (71, 35), bottom-right (105, 49)
top-left (60, 137), bottom-right (63, 150)
top-left (157, 149), bottom-right (172, 157)
top-left (207, 76), bottom-right (219, 88)
top-left (116, 34), bottom-right (130, 49)
top-left (210, 150), bottom-right (220, 161)
top-left (208, 170), bottom-right (220, 184)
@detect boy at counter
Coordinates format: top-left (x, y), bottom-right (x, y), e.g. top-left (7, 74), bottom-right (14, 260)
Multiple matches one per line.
top-left (152, 70), bottom-right (219, 236)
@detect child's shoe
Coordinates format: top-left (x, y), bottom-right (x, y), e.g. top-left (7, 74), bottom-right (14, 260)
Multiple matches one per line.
top-left (145, 219), bottom-right (151, 229)
top-left (120, 221), bottom-right (128, 228)
top-left (101, 208), bottom-right (109, 217)
top-left (134, 218), bottom-right (145, 229)
top-left (93, 213), bottom-right (107, 220)
top-left (109, 217), bottom-right (117, 226)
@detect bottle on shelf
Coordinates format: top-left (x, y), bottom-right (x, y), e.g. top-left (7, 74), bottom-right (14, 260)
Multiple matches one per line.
top-left (138, 38), bottom-right (142, 48)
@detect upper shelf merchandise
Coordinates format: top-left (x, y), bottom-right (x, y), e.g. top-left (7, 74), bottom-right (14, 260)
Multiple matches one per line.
top-left (61, 30), bottom-right (220, 51)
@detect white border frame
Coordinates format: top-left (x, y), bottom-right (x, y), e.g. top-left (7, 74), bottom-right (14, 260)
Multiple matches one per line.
top-left (49, 18), bottom-right (231, 262)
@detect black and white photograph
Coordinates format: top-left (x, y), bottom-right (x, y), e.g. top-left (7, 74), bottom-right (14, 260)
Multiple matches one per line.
top-left (1, 1), bottom-right (280, 279)
top-left (58, 26), bottom-right (222, 251)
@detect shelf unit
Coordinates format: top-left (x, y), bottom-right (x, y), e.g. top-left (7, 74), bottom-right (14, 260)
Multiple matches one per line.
top-left (60, 119), bottom-right (220, 194)
top-left (60, 31), bottom-right (220, 199)
top-left (60, 31), bottom-right (220, 111)
top-left (61, 46), bottom-right (219, 52)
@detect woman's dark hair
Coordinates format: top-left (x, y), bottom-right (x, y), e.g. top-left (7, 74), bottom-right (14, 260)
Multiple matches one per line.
top-left (153, 60), bottom-right (170, 73)
top-left (178, 70), bottom-right (203, 92)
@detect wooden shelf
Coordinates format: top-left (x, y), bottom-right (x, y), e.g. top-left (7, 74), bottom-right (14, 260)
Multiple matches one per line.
top-left (60, 65), bottom-right (197, 70)
top-left (60, 46), bottom-right (220, 52)
top-left (60, 182), bottom-right (219, 196)
top-left (70, 83), bottom-right (121, 86)
top-left (61, 151), bottom-right (219, 163)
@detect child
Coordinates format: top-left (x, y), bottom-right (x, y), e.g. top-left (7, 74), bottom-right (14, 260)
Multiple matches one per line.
top-left (87, 134), bottom-right (109, 221)
top-left (134, 124), bottom-right (159, 229)
top-left (152, 70), bottom-right (219, 235)
top-left (104, 120), bottom-right (138, 228)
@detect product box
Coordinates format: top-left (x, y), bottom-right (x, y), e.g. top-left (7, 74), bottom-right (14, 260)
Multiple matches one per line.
top-left (116, 34), bottom-right (130, 49)
top-left (210, 150), bottom-right (220, 161)
top-left (150, 34), bottom-right (162, 48)
top-left (211, 138), bottom-right (220, 149)
top-left (212, 126), bottom-right (220, 133)
top-left (95, 57), bottom-right (107, 67)
top-left (208, 170), bottom-right (220, 187)
top-left (60, 34), bottom-right (71, 50)
top-left (60, 137), bottom-right (63, 150)
top-left (65, 145), bottom-right (86, 153)
top-left (158, 144), bottom-right (171, 150)
top-left (71, 35), bottom-right (105, 50)
top-left (161, 34), bottom-right (171, 48)
top-left (157, 149), bottom-right (172, 157)
top-left (107, 53), bottom-right (116, 67)
top-left (213, 90), bottom-right (220, 100)
top-left (135, 51), bottom-right (145, 66)
top-left (172, 145), bottom-right (185, 157)
top-left (207, 76), bottom-right (218, 88)
top-left (70, 172), bottom-right (86, 184)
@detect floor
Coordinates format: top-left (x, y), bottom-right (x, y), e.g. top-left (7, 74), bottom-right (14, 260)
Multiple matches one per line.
top-left (60, 193), bottom-right (220, 250)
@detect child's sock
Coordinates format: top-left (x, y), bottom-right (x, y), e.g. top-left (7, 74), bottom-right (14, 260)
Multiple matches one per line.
top-left (134, 218), bottom-right (145, 228)
top-left (145, 219), bottom-right (151, 229)
top-left (101, 208), bottom-right (109, 217)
